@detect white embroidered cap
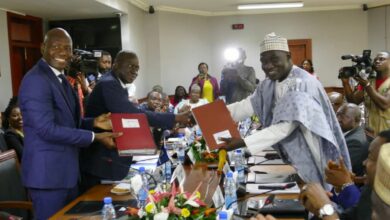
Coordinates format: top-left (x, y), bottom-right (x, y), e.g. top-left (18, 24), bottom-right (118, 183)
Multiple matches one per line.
top-left (260, 32), bottom-right (289, 53)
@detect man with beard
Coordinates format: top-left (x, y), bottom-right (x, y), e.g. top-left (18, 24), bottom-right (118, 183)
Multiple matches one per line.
top-left (222, 33), bottom-right (351, 188)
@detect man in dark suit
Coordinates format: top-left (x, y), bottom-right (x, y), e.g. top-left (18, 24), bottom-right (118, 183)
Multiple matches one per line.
top-left (336, 103), bottom-right (368, 176)
top-left (80, 51), bottom-right (191, 191)
top-left (18, 28), bottom-right (120, 220)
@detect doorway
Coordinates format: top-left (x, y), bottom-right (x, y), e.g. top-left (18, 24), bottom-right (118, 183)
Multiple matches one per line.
top-left (288, 39), bottom-right (312, 66)
top-left (7, 12), bottom-right (43, 95)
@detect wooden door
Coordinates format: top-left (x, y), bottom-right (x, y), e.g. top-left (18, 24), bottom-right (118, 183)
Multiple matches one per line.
top-left (288, 39), bottom-right (312, 66)
top-left (7, 12), bottom-right (43, 95)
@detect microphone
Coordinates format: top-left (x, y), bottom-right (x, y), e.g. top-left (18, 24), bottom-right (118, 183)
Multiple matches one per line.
top-left (341, 54), bottom-right (354, 60)
top-left (162, 130), bottom-right (171, 138)
top-left (257, 182), bottom-right (296, 190)
top-left (100, 157), bottom-right (157, 187)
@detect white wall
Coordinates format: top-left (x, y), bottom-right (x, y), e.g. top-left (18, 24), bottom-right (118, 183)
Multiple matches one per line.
top-left (368, 6), bottom-right (390, 54)
top-left (158, 12), bottom-right (212, 95)
top-left (209, 10), bottom-right (368, 87)
top-left (120, 3), bottom-right (149, 98)
top-left (0, 10), bottom-right (12, 111)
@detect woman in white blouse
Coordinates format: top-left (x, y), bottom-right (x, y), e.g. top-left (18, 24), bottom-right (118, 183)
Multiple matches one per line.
top-left (174, 84), bottom-right (208, 114)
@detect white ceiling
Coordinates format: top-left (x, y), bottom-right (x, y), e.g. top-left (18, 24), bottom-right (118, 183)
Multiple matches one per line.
top-left (1, 0), bottom-right (390, 20)
top-left (131, 0), bottom-right (390, 16)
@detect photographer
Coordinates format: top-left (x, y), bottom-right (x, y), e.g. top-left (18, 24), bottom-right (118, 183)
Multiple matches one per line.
top-left (220, 48), bottom-right (256, 104)
top-left (341, 51), bottom-right (390, 135)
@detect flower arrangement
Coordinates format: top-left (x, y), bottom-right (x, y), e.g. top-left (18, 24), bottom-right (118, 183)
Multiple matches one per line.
top-left (126, 182), bottom-right (216, 220)
top-left (190, 138), bottom-right (218, 163)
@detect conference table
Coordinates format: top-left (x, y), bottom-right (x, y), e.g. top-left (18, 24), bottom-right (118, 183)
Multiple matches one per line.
top-left (50, 163), bottom-right (303, 220)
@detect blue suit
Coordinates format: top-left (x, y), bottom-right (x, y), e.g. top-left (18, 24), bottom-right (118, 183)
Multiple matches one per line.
top-left (80, 72), bottom-right (175, 191)
top-left (18, 59), bottom-right (94, 219)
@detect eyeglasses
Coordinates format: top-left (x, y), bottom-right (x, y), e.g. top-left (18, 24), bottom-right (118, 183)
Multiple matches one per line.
top-left (128, 64), bottom-right (140, 71)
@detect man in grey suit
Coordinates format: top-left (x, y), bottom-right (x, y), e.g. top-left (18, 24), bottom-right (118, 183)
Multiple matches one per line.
top-left (336, 103), bottom-right (369, 176)
top-left (220, 48), bottom-right (256, 104)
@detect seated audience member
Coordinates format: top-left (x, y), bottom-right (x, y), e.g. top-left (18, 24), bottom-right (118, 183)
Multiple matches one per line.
top-left (314, 131), bottom-right (390, 219)
top-left (2, 97), bottom-right (24, 160)
top-left (299, 183), bottom-right (340, 220)
top-left (190, 62), bottom-right (220, 102)
top-left (161, 93), bottom-right (174, 113)
top-left (336, 103), bottom-right (368, 176)
top-left (174, 84), bottom-right (208, 114)
top-left (328, 91), bottom-right (344, 113)
top-left (170, 85), bottom-right (188, 107)
top-left (152, 84), bottom-right (163, 93)
top-left (139, 91), bottom-right (163, 112)
top-left (371, 144), bottom-right (390, 220)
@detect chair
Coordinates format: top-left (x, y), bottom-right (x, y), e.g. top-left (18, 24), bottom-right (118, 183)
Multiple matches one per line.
top-left (0, 149), bottom-right (33, 219)
top-left (0, 133), bottom-right (8, 152)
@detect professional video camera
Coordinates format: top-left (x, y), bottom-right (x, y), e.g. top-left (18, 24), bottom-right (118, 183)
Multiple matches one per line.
top-left (338, 49), bottom-right (376, 79)
top-left (68, 49), bottom-right (102, 78)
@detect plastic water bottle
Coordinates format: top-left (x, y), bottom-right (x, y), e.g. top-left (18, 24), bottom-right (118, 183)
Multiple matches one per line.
top-left (165, 160), bottom-right (172, 182)
top-left (137, 167), bottom-right (149, 208)
top-left (176, 133), bottom-right (186, 164)
top-left (102, 197), bottom-right (116, 220)
top-left (218, 211), bottom-right (228, 220)
top-left (234, 149), bottom-right (246, 183)
top-left (224, 171), bottom-right (238, 213)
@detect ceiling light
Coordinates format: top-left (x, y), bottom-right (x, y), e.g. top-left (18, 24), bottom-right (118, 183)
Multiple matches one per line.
top-left (238, 2), bottom-right (304, 10)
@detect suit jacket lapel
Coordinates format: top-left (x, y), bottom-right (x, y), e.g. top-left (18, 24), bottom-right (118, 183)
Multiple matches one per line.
top-left (38, 60), bottom-right (76, 120)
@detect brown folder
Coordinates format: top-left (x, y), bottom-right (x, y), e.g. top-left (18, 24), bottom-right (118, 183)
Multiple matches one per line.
top-left (111, 113), bottom-right (156, 156)
top-left (191, 100), bottom-right (240, 150)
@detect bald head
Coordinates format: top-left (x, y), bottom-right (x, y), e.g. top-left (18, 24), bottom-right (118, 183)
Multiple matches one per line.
top-left (41, 28), bottom-right (72, 71)
top-left (112, 50), bottom-right (139, 84)
top-left (328, 92), bottom-right (344, 113)
top-left (336, 103), bottom-right (361, 132)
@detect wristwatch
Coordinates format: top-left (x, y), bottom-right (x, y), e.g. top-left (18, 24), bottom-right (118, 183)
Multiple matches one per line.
top-left (319, 204), bottom-right (335, 218)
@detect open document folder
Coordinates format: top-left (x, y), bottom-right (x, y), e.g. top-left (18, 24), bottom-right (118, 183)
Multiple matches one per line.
top-left (111, 113), bottom-right (156, 156)
top-left (191, 100), bottom-right (241, 150)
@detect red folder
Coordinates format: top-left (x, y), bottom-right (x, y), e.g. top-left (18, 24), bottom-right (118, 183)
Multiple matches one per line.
top-left (111, 113), bottom-right (156, 156)
top-left (191, 100), bottom-right (240, 150)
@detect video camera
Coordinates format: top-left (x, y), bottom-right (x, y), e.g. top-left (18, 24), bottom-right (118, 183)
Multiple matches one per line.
top-left (68, 49), bottom-right (102, 78)
top-left (338, 49), bottom-right (376, 79)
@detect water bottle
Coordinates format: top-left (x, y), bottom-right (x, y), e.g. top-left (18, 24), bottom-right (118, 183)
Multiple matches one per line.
top-left (137, 167), bottom-right (149, 208)
top-left (218, 211), bottom-right (228, 220)
top-left (164, 160), bottom-right (172, 182)
top-left (102, 197), bottom-right (116, 220)
top-left (234, 149), bottom-right (246, 183)
top-left (176, 133), bottom-right (186, 164)
top-left (224, 171), bottom-right (238, 213)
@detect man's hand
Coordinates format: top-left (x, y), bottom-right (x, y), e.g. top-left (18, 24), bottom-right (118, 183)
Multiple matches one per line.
top-left (94, 132), bottom-right (122, 149)
top-left (175, 110), bottom-right (193, 126)
top-left (93, 113), bottom-right (112, 130)
top-left (249, 214), bottom-right (276, 220)
top-left (325, 157), bottom-right (353, 188)
top-left (178, 104), bottom-right (191, 113)
top-left (299, 183), bottom-right (332, 216)
top-left (353, 75), bottom-right (369, 87)
top-left (219, 137), bottom-right (245, 151)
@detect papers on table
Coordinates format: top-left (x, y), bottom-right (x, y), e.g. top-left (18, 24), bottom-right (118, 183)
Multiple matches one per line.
top-left (246, 182), bottom-right (300, 194)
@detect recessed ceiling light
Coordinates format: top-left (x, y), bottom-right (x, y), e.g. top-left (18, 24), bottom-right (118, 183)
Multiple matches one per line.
top-left (238, 2), bottom-right (304, 10)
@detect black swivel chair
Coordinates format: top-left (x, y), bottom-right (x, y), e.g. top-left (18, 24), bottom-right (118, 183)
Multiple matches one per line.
top-left (0, 149), bottom-right (33, 219)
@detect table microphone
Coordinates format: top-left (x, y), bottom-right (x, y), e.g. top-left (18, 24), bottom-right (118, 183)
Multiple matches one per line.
top-left (257, 182), bottom-right (296, 190)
